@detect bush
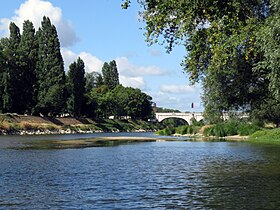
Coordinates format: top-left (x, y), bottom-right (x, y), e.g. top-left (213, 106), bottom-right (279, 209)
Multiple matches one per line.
top-left (155, 127), bottom-right (176, 136)
top-left (249, 128), bottom-right (280, 143)
top-left (224, 121), bottom-right (238, 136)
top-left (238, 123), bottom-right (260, 136)
top-left (155, 129), bottom-right (166, 135)
top-left (165, 127), bottom-right (175, 135)
top-left (203, 120), bottom-right (261, 137)
top-left (213, 124), bottom-right (226, 137)
top-left (175, 125), bottom-right (188, 135)
top-left (203, 124), bottom-right (226, 137)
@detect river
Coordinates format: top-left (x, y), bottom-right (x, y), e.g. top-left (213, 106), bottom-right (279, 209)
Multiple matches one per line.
top-left (1, 132), bottom-right (280, 209)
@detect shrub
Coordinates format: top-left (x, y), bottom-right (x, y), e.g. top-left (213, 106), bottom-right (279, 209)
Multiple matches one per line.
top-left (249, 128), bottom-right (280, 143)
top-left (175, 125), bottom-right (188, 135)
top-left (0, 122), bottom-right (10, 130)
top-left (203, 124), bottom-right (226, 137)
top-left (165, 127), bottom-right (175, 135)
top-left (224, 121), bottom-right (238, 136)
top-left (213, 124), bottom-right (226, 137)
top-left (238, 123), bottom-right (260, 136)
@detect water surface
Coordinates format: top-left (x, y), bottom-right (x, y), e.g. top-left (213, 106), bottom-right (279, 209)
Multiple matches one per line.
top-left (0, 133), bottom-right (280, 209)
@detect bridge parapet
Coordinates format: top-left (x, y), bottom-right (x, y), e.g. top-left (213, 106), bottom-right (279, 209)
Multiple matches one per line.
top-left (155, 112), bottom-right (204, 125)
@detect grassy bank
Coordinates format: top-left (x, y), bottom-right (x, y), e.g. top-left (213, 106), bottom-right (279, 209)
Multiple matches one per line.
top-left (0, 114), bottom-right (163, 135)
top-left (156, 120), bottom-right (261, 139)
top-left (249, 128), bottom-right (280, 144)
top-left (203, 121), bottom-right (260, 137)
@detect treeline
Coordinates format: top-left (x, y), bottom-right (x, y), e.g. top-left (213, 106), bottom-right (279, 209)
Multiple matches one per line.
top-left (0, 17), bottom-right (153, 119)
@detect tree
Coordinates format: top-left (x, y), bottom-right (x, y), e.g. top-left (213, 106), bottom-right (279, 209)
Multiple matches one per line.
top-left (0, 41), bottom-right (6, 112)
top-left (255, 0), bottom-right (280, 100)
top-left (109, 85), bottom-right (153, 120)
top-left (101, 60), bottom-right (119, 90)
top-left (124, 0), bottom-right (279, 124)
top-left (2, 22), bottom-right (21, 113)
top-left (85, 71), bottom-right (103, 93)
top-left (66, 57), bottom-right (86, 117)
top-left (35, 16), bottom-right (65, 116)
top-left (17, 20), bottom-right (38, 114)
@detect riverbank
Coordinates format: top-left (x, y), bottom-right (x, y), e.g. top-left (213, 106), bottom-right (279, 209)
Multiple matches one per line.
top-left (0, 114), bottom-right (163, 135)
top-left (249, 128), bottom-right (280, 144)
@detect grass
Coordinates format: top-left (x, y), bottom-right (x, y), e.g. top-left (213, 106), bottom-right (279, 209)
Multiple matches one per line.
top-left (249, 128), bottom-right (280, 144)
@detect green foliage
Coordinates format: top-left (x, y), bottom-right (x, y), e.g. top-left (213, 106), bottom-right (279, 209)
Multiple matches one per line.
top-left (85, 72), bottom-right (103, 93)
top-left (155, 127), bottom-right (175, 136)
top-left (0, 16), bottom-right (153, 120)
top-left (66, 57), bottom-right (86, 117)
top-left (190, 118), bottom-right (204, 126)
top-left (3, 22), bottom-right (21, 113)
top-left (0, 22), bottom-right (37, 114)
top-left (204, 124), bottom-right (227, 137)
top-left (161, 118), bottom-right (187, 127)
top-left (251, 96), bottom-right (280, 127)
top-left (85, 84), bottom-right (153, 120)
top-left (255, 0), bottom-right (280, 100)
top-left (175, 125), bottom-right (200, 135)
top-left (250, 128), bottom-right (280, 144)
top-left (18, 20), bottom-right (38, 114)
top-left (204, 120), bottom-right (261, 137)
top-left (130, 0), bottom-right (279, 126)
top-left (102, 60), bottom-right (119, 90)
top-left (35, 16), bottom-right (65, 115)
top-left (237, 123), bottom-right (260, 136)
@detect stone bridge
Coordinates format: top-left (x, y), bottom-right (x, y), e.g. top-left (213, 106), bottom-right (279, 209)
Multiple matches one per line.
top-left (155, 112), bottom-right (204, 125)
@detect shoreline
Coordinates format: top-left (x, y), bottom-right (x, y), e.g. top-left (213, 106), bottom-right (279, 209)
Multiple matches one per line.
top-left (0, 114), bottom-right (162, 135)
top-left (0, 128), bottom-right (153, 136)
top-left (172, 133), bottom-right (249, 141)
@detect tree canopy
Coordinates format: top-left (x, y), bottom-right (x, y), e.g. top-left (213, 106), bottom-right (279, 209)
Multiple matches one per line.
top-left (123, 0), bottom-right (280, 125)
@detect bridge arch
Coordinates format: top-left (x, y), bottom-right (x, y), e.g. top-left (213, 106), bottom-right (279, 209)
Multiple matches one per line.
top-left (155, 112), bottom-right (204, 125)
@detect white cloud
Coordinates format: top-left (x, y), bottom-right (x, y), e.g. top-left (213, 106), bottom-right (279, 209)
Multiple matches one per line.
top-left (79, 52), bottom-right (104, 73)
top-left (116, 57), bottom-right (165, 77)
top-left (61, 49), bottom-right (148, 90)
top-left (0, 0), bottom-right (78, 47)
top-left (61, 48), bottom-right (103, 73)
top-left (120, 76), bottom-right (146, 90)
top-left (160, 84), bottom-right (195, 94)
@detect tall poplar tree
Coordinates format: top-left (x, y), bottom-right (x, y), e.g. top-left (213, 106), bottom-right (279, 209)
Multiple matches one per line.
top-left (17, 20), bottom-right (38, 114)
top-left (0, 42), bottom-right (5, 113)
top-left (35, 16), bottom-right (65, 116)
top-left (66, 57), bottom-right (86, 117)
top-left (3, 22), bottom-right (21, 113)
top-left (102, 60), bottom-right (119, 90)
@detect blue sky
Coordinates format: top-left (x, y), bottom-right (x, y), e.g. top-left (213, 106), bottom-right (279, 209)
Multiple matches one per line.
top-left (0, 0), bottom-right (203, 112)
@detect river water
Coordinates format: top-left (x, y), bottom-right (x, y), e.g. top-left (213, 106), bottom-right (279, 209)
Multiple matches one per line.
top-left (1, 132), bottom-right (280, 209)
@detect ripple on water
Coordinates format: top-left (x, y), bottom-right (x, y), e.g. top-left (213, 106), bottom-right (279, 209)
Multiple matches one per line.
top-left (0, 141), bottom-right (280, 209)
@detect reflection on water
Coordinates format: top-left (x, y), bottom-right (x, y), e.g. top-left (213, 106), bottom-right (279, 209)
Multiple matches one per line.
top-left (0, 134), bottom-right (280, 209)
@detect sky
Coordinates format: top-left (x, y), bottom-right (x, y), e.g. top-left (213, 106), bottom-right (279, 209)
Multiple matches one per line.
top-left (0, 0), bottom-right (203, 112)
